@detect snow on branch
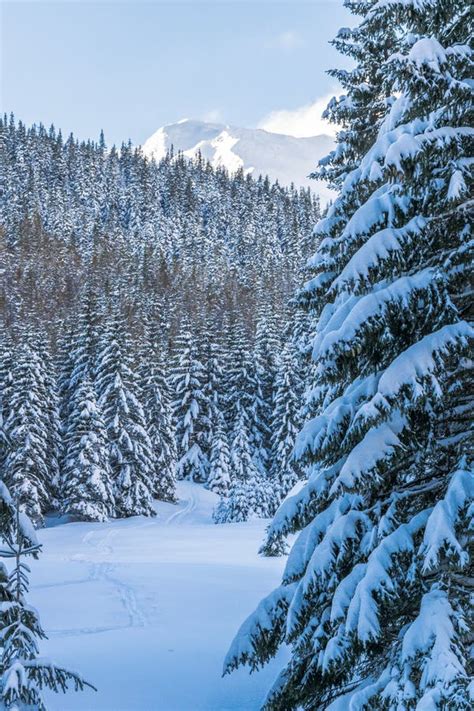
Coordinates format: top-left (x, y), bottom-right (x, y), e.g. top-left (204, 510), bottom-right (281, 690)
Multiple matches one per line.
top-left (420, 459), bottom-right (474, 573)
top-left (329, 216), bottom-right (427, 293)
top-left (223, 582), bottom-right (297, 674)
top-left (314, 268), bottom-right (439, 359)
top-left (286, 510), bottom-right (372, 638)
top-left (330, 412), bottom-right (407, 494)
top-left (397, 588), bottom-right (469, 707)
top-left (345, 509), bottom-right (431, 642)
top-left (295, 374), bottom-right (380, 462)
top-left (282, 494), bottom-right (355, 584)
top-left (351, 322), bottom-right (474, 425)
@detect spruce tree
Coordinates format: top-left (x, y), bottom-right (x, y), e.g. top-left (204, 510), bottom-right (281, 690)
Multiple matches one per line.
top-left (201, 315), bottom-right (226, 467)
top-left (270, 343), bottom-right (303, 497)
top-left (252, 306), bottom-right (281, 475)
top-left (172, 323), bottom-right (209, 482)
top-left (66, 291), bottom-right (101, 399)
top-left (95, 310), bottom-right (155, 518)
top-left (0, 324), bottom-right (14, 477)
top-left (207, 411), bottom-right (231, 497)
top-left (214, 410), bottom-right (270, 523)
top-left (139, 320), bottom-right (177, 502)
top-left (224, 1), bottom-right (473, 708)
top-left (224, 320), bottom-right (256, 435)
top-left (62, 377), bottom-right (115, 521)
top-left (3, 340), bottom-right (52, 525)
top-left (260, 342), bottom-right (304, 555)
top-left (35, 332), bottom-right (62, 508)
top-left (56, 319), bottom-right (78, 428)
top-left (0, 496), bottom-right (94, 708)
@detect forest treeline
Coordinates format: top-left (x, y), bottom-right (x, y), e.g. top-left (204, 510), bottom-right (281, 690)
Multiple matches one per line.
top-left (0, 115), bottom-right (318, 525)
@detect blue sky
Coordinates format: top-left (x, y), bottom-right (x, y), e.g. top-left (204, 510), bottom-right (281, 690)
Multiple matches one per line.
top-left (1, 0), bottom-right (353, 146)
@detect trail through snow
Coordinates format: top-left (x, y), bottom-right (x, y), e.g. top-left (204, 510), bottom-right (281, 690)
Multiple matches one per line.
top-left (30, 482), bottom-right (288, 710)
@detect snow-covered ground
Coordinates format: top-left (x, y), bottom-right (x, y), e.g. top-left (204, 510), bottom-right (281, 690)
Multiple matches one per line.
top-left (30, 482), bottom-right (288, 710)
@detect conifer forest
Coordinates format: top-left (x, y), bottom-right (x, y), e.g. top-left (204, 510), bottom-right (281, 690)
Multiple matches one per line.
top-left (0, 0), bottom-right (472, 709)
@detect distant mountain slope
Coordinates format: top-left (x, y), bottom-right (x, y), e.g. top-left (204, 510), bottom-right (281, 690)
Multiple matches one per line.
top-left (142, 119), bottom-right (334, 201)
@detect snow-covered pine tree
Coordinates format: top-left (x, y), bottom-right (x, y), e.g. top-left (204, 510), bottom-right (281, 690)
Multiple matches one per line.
top-left (57, 292), bottom-right (102, 429)
top-left (263, 341), bottom-right (304, 533)
top-left (219, 317), bottom-right (277, 518)
top-left (62, 377), bottom-right (115, 521)
top-left (56, 295), bottom-right (103, 508)
top-left (201, 314), bottom-right (226, 470)
top-left (260, 335), bottom-right (306, 556)
top-left (172, 322), bottom-right (209, 482)
top-left (224, 319), bottom-right (256, 434)
top-left (286, 294), bottom-right (314, 394)
top-left (95, 308), bottom-right (155, 517)
top-left (66, 291), bottom-right (101, 398)
top-left (252, 305), bottom-right (282, 475)
top-left (56, 319), bottom-right (78, 427)
top-left (214, 410), bottom-right (262, 523)
top-left (214, 408), bottom-right (272, 523)
top-left (224, 1), bottom-right (473, 708)
top-left (207, 410), bottom-right (231, 497)
top-left (139, 318), bottom-right (177, 502)
top-left (0, 494), bottom-right (94, 708)
top-left (35, 331), bottom-right (62, 508)
top-left (0, 323), bottom-right (14, 477)
top-left (3, 339), bottom-right (52, 525)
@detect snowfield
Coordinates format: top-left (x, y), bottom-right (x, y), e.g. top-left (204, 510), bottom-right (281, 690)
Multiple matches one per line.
top-left (30, 482), bottom-right (288, 710)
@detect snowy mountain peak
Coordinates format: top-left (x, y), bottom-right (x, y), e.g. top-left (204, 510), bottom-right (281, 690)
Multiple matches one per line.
top-left (142, 119), bottom-right (334, 201)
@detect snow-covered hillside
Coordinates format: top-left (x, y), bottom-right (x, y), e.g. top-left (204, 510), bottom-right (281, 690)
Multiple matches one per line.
top-left (31, 482), bottom-right (288, 710)
top-left (142, 119), bottom-right (334, 201)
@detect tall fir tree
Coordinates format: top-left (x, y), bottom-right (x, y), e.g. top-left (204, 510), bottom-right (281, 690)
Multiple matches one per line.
top-left (66, 292), bottom-right (101, 401)
top-left (0, 323), bottom-right (14, 477)
top-left (214, 405), bottom-right (273, 523)
top-left (95, 309), bottom-right (155, 518)
top-left (214, 410), bottom-right (266, 523)
top-left (224, 1), bottom-right (473, 709)
top-left (35, 331), bottom-right (62, 508)
top-left (201, 314), bottom-right (226, 468)
top-left (139, 318), bottom-right (177, 502)
top-left (252, 305), bottom-right (282, 475)
top-left (3, 339), bottom-right (52, 525)
top-left (261, 341), bottom-right (304, 550)
top-left (224, 319), bottom-right (256, 434)
top-left (172, 322), bottom-right (209, 482)
top-left (207, 410), bottom-right (231, 497)
top-left (56, 319), bottom-right (78, 428)
top-left (0, 494), bottom-right (94, 708)
top-left (61, 377), bottom-right (115, 521)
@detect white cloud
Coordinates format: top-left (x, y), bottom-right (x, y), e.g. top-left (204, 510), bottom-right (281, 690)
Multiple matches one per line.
top-left (201, 108), bottom-right (224, 123)
top-left (266, 30), bottom-right (305, 51)
top-left (258, 93), bottom-right (339, 138)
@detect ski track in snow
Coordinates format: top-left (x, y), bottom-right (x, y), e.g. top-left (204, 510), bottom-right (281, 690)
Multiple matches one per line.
top-left (30, 482), bottom-right (288, 710)
top-left (84, 528), bottom-right (148, 630)
top-left (164, 488), bottom-right (197, 525)
top-left (47, 527), bottom-right (147, 637)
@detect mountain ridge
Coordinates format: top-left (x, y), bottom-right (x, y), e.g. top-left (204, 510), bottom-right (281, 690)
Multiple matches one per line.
top-left (142, 119), bottom-right (334, 201)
